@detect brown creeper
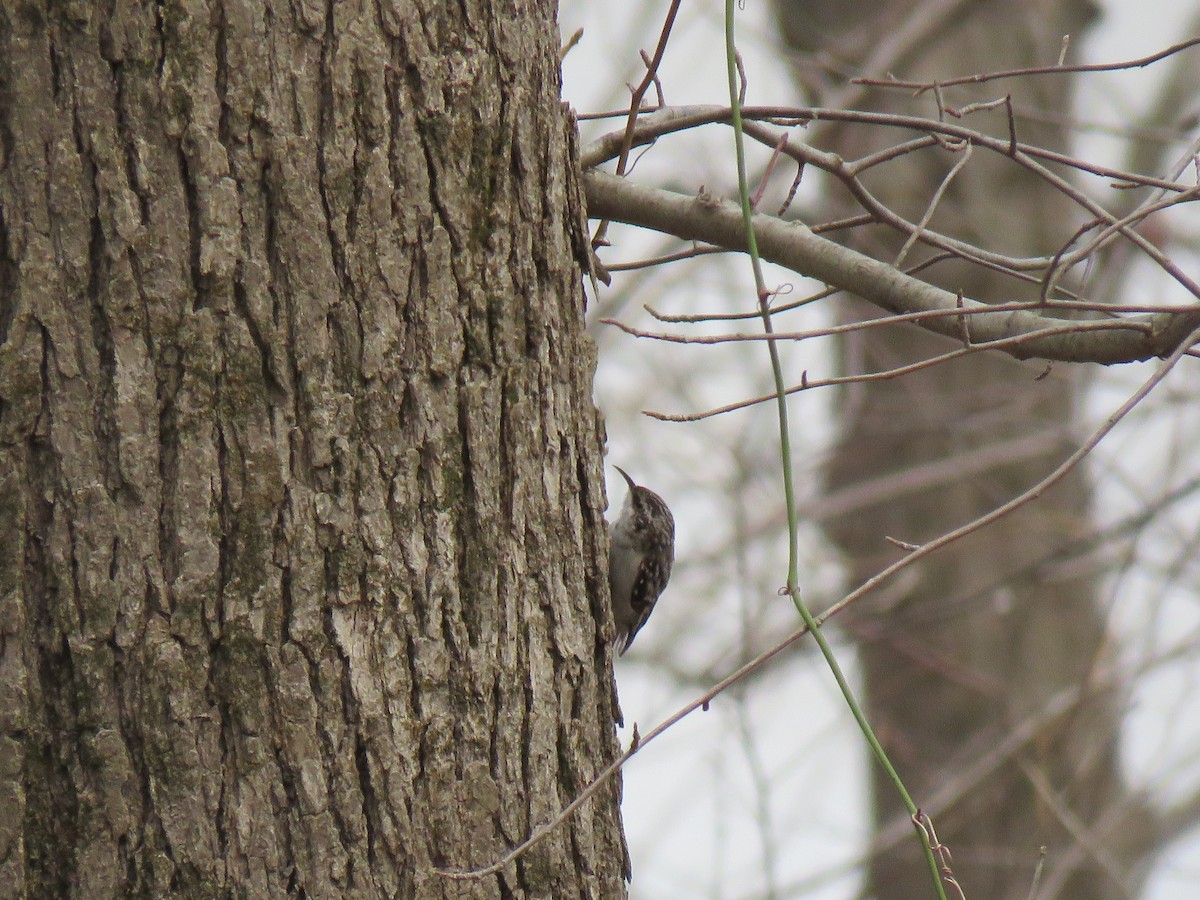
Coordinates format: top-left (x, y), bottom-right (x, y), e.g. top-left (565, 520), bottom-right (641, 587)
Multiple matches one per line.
top-left (609, 466), bottom-right (675, 654)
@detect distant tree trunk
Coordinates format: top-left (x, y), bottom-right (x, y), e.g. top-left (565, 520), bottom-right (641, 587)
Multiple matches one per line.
top-left (0, 2), bottom-right (625, 896)
top-left (774, 2), bottom-right (1151, 897)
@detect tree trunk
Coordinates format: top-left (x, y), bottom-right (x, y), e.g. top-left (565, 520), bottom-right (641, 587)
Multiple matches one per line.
top-left (774, 2), bottom-right (1151, 897)
top-left (0, 2), bottom-right (625, 896)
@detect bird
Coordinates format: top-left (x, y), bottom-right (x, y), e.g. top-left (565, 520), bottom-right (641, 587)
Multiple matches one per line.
top-left (608, 465), bottom-right (675, 654)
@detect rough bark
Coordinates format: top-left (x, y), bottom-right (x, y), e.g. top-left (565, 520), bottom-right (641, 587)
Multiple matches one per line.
top-left (0, 1), bottom-right (625, 897)
top-left (774, 2), bottom-right (1151, 897)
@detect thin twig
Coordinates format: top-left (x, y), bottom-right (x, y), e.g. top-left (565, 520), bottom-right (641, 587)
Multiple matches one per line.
top-left (852, 36), bottom-right (1200, 91)
top-left (590, 0), bottom-right (684, 249)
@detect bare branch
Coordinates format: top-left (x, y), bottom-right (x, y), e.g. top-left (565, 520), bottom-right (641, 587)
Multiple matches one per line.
top-left (584, 171), bottom-right (1200, 364)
